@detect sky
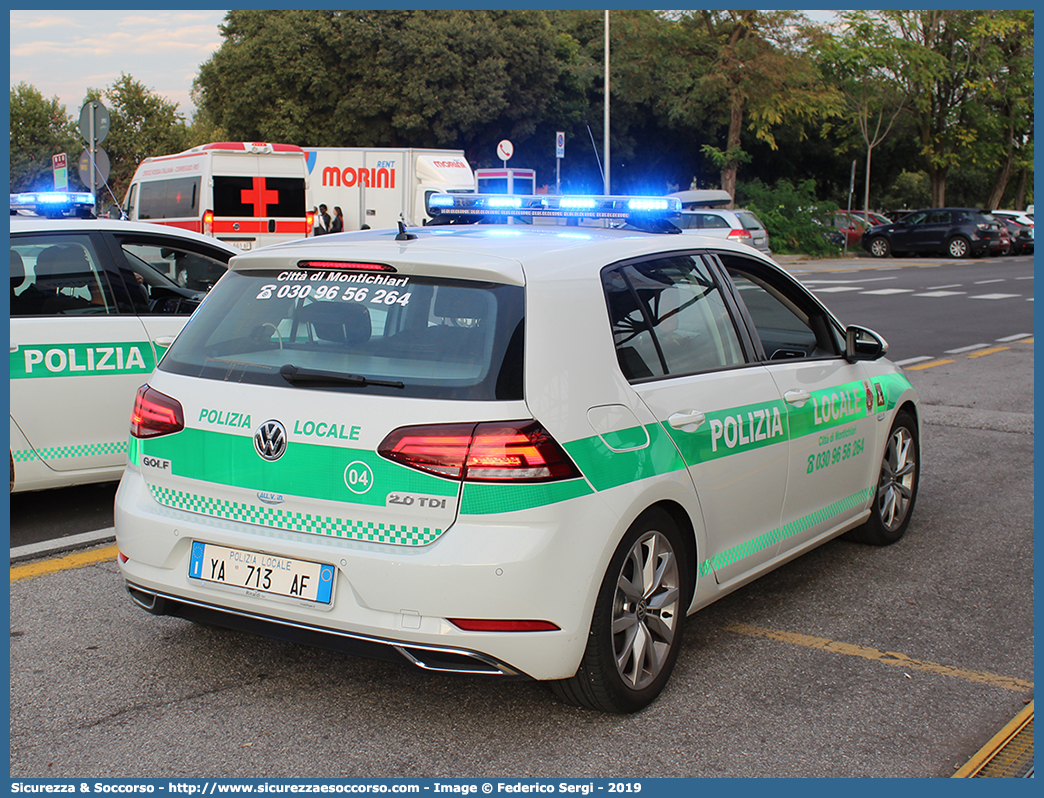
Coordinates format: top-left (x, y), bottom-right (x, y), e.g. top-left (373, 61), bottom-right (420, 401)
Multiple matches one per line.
top-left (10, 9), bottom-right (229, 119)
top-left (9, 9), bottom-right (843, 122)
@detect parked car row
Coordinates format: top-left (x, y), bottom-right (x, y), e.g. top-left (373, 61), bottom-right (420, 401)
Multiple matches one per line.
top-left (859, 207), bottom-right (1033, 259)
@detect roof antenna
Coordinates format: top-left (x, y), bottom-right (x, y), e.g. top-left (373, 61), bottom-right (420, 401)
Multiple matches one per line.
top-left (395, 220), bottom-right (417, 241)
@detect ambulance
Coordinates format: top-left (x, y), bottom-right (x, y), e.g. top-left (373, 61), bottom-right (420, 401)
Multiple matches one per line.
top-left (122, 142), bottom-right (311, 251)
top-left (305, 147), bottom-right (475, 230)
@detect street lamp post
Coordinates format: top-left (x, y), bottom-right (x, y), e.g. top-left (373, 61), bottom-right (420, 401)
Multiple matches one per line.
top-left (604, 10), bottom-right (610, 196)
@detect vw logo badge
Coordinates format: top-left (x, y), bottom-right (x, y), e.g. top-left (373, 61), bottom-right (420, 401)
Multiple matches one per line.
top-left (254, 420), bottom-right (287, 461)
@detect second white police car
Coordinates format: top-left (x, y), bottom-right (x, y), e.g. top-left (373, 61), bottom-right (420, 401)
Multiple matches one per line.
top-left (115, 194), bottom-right (920, 713)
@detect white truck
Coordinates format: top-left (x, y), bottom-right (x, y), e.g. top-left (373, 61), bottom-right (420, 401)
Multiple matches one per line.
top-left (305, 147), bottom-right (476, 231)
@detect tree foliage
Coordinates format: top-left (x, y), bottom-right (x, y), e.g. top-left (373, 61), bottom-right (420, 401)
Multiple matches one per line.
top-left (8, 10), bottom-right (1034, 222)
top-left (10, 83), bottom-right (81, 192)
top-left (85, 74), bottom-right (191, 203)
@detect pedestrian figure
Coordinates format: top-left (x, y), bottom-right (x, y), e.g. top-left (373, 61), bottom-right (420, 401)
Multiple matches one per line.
top-left (330, 206), bottom-right (344, 234)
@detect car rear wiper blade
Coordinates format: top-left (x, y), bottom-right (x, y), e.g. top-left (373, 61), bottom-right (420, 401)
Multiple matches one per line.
top-left (279, 363), bottom-right (404, 389)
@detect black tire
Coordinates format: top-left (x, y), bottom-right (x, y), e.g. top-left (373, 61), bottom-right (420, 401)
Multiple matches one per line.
top-left (868, 237), bottom-right (891, 258)
top-left (845, 411), bottom-right (920, 546)
top-left (946, 236), bottom-right (971, 259)
top-left (551, 507), bottom-right (690, 713)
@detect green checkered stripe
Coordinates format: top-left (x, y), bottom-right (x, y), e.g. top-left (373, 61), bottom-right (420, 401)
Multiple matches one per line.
top-left (148, 484), bottom-right (443, 546)
top-left (11, 440), bottom-right (129, 463)
top-left (697, 486), bottom-right (876, 577)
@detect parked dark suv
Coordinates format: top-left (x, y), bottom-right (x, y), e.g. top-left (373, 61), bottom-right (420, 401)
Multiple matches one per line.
top-left (860, 208), bottom-right (1000, 259)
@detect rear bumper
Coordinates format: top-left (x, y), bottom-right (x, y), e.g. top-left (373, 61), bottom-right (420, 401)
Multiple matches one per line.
top-left (125, 581), bottom-right (526, 678)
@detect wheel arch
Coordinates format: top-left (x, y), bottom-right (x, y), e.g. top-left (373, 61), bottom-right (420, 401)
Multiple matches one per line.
top-left (642, 499), bottom-right (699, 605)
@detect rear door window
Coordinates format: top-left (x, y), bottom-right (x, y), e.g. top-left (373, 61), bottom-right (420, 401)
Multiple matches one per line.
top-left (602, 254), bottom-right (745, 381)
top-left (160, 269), bottom-right (525, 400)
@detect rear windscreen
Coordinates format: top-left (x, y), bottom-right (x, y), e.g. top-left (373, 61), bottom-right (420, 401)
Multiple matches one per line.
top-left (736, 211), bottom-right (765, 230)
top-left (160, 269), bottom-right (525, 400)
top-left (213, 177), bottom-right (306, 218)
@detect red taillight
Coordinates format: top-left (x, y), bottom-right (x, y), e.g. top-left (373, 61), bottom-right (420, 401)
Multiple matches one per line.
top-left (727, 228), bottom-right (753, 242)
top-left (130, 385), bottom-right (185, 438)
top-left (378, 420), bottom-right (581, 482)
top-left (448, 619), bottom-right (560, 632)
top-left (203, 209), bottom-right (214, 236)
top-left (306, 210), bottom-right (315, 232)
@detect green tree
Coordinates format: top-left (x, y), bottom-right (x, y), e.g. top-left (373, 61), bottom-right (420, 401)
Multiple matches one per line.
top-left (816, 13), bottom-right (921, 220)
top-left (882, 10), bottom-right (1033, 207)
top-left (9, 83), bottom-right (80, 192)
top-left (86, 74), bottom-right (191, 204)
top-left (194, 10), bottom-right (566, 164)
top-left (658, 11), bottom-right (842, 200)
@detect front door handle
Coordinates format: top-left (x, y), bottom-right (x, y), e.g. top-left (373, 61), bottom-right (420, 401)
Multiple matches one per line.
top-left (784, 389), bottom-right (812, 407)
top-left (668, 410), bottom-right (706, 433)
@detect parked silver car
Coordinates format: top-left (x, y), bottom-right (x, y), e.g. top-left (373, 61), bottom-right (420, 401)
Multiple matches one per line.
top-left (676, 208), bottom-right (771, 254)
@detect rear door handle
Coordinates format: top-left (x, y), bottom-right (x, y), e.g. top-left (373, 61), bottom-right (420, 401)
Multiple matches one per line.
top-left (784, 389), bottom-right (812, 407)
top-left (668, 411), bottom-right (706, 432)
top-left (153, 336), bottom-right (176, 348)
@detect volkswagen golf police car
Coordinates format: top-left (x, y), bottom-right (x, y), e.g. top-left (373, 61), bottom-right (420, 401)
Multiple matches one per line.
top-left (115, 194), bottom-right (920, 713)
top-left (10, 192), bottom-right (241, 492)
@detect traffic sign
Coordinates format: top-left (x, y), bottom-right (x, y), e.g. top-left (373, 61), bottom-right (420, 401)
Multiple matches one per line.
top-left (78, 147), bottom-right (110, 186)
top-left (556, 132), bottom-right (565, 159)
top-left (78, 101), bottom-right (110, 145)
top-left (52, 153), bottom-right (68, 190)
top-left (497, 139), bottom-right (514, 162)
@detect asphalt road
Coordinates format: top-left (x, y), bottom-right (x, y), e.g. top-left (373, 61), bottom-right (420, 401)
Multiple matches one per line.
top-left (9, 317), bottom-right (1034, 778)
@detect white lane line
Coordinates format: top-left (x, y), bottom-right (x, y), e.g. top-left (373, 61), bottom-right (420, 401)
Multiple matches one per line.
top-left (812, 286), bottom-right (865, 293)
top-left (914, 291), bottom-right (965, 297)
top-left (929, 284), bottom-right (963, 290)
top-left (969, 293), bottom-right (1023, 300)
top-left (974, 279), bottom-right (1005, 284)
top-left (861, 288), bottom-right (915, 295)
top-left (895, 356), bottom-right (935, 366)
top-left (945, 344), bottom-right (990, 354)
top-left (996, 333), bottom-right (1033, 342)
top-left (10, 527), bottom-right (116, 563)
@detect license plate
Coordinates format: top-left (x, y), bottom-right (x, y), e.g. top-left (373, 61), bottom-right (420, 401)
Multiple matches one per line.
top-left (189, 542), bottom-right (334, 604)
top-left (225, 240), bottom-right (253, 251)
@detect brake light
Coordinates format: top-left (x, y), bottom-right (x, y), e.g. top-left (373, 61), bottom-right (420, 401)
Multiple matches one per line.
top-left (378, 421), bottom-right (581, 482)
top-left (203, 209), bottom-right (214, 237)
top-left (306, 210), bottom-right (315, 232)
top-left (130, 385), bottom-right (185, 438)
top-left (297, 261), bottom-right (397, 272)
top-left (727, 228), bottom-right (753, 242)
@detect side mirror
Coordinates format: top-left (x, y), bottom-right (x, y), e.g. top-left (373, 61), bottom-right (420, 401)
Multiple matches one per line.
top-left (845, 325), bottom-right (888, 362)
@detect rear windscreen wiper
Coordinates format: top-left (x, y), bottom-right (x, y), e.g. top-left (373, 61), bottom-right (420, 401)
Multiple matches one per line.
top-left (279, 363), bottom-right (405, 389)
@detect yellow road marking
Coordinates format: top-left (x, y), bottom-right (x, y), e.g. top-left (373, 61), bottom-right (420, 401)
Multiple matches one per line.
top-left (10, 544), bottom-right (120, 582)
top-left (952, 700), bottom-right (1034, 778)
top-left (967, 346), bottom-right (1010, 358)
top-left (906, 359), bottom-right (956, 371)
top-left (729, 623), bottom-right (1033, 693)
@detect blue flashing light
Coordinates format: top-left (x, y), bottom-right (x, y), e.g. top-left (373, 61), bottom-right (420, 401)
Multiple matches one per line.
top-left (428, 194), bottom-right (455, 208)
top-left (487, 196), bottom-right (523, 209)
top-left (11, 191), bottom-right (96, 217)
top-left (628, 197), bottom-right (674, 212)
top-left (560, 197), bottom-right (598, 211)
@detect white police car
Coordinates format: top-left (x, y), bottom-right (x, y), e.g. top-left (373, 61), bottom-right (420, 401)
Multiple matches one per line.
top-left (115, 194), bottom-right (920, 713)
top-left (10, 192), bottom-right (241, 492)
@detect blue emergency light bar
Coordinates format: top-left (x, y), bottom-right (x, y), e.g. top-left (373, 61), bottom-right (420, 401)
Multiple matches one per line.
top-left (11, 191), bottom-right (97, 219)
top-left (426, 193), bottom-right (681, 223)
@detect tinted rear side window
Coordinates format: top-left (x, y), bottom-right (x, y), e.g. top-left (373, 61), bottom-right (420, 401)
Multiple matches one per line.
top-left (160, 270), bottom-right (525, 400)
top-left (138, 177), bottom-right (201, 219)
top-left (213, 177), bottom-right (306, 218)
top-left (735, 211), bottom-right (765, 230)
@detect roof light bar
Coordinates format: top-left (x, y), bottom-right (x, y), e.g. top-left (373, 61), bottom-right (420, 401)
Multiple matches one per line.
top-left (425, 193), bottom-right (681, 223)
top-left (10, 191), bottom-right (97, 219)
